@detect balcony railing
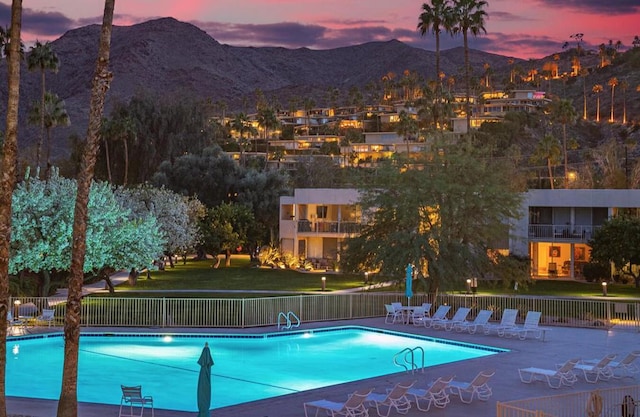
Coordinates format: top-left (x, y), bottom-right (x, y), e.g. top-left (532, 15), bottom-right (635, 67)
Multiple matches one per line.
top-left (528, 224), bottom-right (600, 242)
top-left (297, 220), bottom-right (362, 235)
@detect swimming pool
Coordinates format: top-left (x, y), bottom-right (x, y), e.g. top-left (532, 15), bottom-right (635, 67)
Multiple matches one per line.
top-left (7, 326), bottom-right (506, 411)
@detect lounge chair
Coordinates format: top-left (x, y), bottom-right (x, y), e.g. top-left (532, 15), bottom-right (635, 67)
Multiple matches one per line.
top-left (422, 305), bottom-right (451, 328)
top-left (420, 303), bottom-right (432, 317)
top-left (365, 380), bottom-right (415, 417)
top-left (575, 354), bottom-right (616, 383)
top-left (448, 370), bottom-right (495, 403)
top-left (453, 310), bottom-right (493, 334)
top-left (583, 351), bottom-right (640, 379)
top-left (518, 358), bottom-right (580, 389)
top-left (505, 311), bottom-right (550, 340)
top-left (304, 388), bottom-right (372, 417)
top-left (7, 311), bottom-right (26, 335)
top-left (406, 375), bottom-right (453, 411)
top-left (119, 385), bottom-right (154, 417)
top-left (431, 307), bottom-right (471, 331)
top-left (384, 304), bottom-right (403, 324)
top-left (37, 309), bottom-right (55, 327)
top-left (484, 308), bottom-right (518, 336)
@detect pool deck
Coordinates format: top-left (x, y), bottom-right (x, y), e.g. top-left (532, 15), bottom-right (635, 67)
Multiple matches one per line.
top-left (7, 318), bottom-right (640, 417)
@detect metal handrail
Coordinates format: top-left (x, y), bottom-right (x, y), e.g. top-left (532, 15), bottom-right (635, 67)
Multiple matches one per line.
top-left (277, 311), bottom-right (301, 331)
top-left (393, 346), bottom-right (425, 374)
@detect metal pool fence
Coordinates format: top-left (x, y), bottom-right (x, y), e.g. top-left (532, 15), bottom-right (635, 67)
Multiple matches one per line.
top-left (8, 293), bottom-right (640, 331)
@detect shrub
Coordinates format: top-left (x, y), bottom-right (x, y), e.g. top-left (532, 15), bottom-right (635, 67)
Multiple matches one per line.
top-left (582, 262), bottom-right (610, 282)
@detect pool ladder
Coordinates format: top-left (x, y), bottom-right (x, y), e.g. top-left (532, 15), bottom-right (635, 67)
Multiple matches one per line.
top-left (277, 311), bottom-right (300, 331)
top-left (394, 347), bottom-right (425, 374)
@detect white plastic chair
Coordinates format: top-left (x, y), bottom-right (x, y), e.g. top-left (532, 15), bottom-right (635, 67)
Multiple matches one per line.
top-left (37, 309), bottom-right (56, 327)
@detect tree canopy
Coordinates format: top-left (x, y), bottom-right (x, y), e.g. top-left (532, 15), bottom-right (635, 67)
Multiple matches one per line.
top-left (342, 142), bottom-right (525, 292)
top-left (10, 171), bottom-right (164, 295)
top-left (589, 214), bottom-right (640, 288)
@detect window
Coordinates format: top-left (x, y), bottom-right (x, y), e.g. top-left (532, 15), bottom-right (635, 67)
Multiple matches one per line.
top-left (316, 206), bottom-right (328, 219)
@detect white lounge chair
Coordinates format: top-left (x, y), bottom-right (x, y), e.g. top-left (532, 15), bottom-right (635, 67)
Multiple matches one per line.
top-left (505, 311), bottom-right (550, 340)
top-left (37, 309), bottom-right (56, 327)
top-left (453, 310), bottom-right (493, 334)
top-left (484, 308), bottom-right (518, 336)
top-left (420, 303), bottom-right (432, 317)
top-left (119, 385), bottom-right (154, 417)
top-left (7, 311), bottom-right (26, 335)
top-left (365, 380), bottom-right (415, 417)
top-left (406, 375), bottom-right (453, 411)
top-left (422, 305), bottom-right (451, 328)
top-left (448, 370), bottom-right (495, 403)
top-left (304, 388), bottom-right (372, 417)
top-left (384, 304), bottom-right (403, 324)
top-left (607, 351), bottom-right (640, 379)
top-left (408, 307), bottom-right (427, 326)
top-left (518, 358), bottom-right (580, 389)
top-left (575, 353), bottom-right (617, 383)
top-left (431, 307), bottom-right (471, 331)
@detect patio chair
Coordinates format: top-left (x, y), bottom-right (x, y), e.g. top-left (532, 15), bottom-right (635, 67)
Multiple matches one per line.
top-left (518, 358), bottom-right (580, 389)
top-left (406, 375), bottom-right (453, 412)
top-left (453, 310), bottom-right (493, 334)
top-left (483, 308), bottom-right (518, 336)
top-left (408, 307), bottom-right (427, 326)
top-left (575, 353), bottom-right (617, 383)
top-left (365, 380), bottom-right (415, 417)
top-left (420, 303), bottom-right (432, 318)
top-left (304, 388), bottom-right (372, 417)
top-left (37, 309), bottom-right (56, 327)
top-left (422, 305), bottom-right (451, 328)
top-left (384, 304), bottom-right (403, 324)
top-left (610, 351), bottom-right (640, 379)
top-left (448, 370), bottom-right (495, 403)
top-left (431, 307), bottom-right (471, 331)
top-left (119, 385), bottom-right (154, 417)
top-left (505, 311), bottom-right (550, 341)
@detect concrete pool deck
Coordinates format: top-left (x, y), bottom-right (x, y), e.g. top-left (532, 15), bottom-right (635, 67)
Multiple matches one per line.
top-left (7, 318), bottom-right (640, 417)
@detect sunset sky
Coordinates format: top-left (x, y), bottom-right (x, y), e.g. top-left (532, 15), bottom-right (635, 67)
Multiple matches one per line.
top-left (1, 0), bottom-right (639, 59)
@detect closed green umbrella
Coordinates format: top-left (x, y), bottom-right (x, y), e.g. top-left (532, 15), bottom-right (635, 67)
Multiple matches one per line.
top-left (197, 342), bottom-right (214, 417)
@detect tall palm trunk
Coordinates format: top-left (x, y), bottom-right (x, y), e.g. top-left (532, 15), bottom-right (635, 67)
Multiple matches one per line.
top-left (0, 2), bottom-right (22, 416)
top-left (547, 158), bottom-right (555, 190)
top-left (123, 137), bottom-right (129, 186)
top-left (562, 124), bottom-right (568, 189)
top-left (36, 70), bottom-right (45, 169)
top-left (464, 31), bottom-right (471, 132)
top-left (57, 1), bottom-right (114, 416)
top-left (104, 138), bottom-right (112, 183)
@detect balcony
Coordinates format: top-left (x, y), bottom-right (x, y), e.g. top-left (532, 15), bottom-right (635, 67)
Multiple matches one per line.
top-left (528, 224), bottom-right (600, 242)
top-left (297, 220), bottom-right (361, 235)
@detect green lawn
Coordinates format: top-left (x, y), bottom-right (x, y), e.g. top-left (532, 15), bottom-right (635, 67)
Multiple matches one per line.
top-left (96, 255), bottom-right (640, 299)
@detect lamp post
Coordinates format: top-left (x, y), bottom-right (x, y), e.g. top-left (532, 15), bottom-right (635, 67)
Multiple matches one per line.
top-left (601, 281), bottom-right (607, 296)
top-left (466, 279), bottom-right (471, 294)
top-left (364, 272), bottom-right (369, 285)
top-left (13, 299), bottom-right (21, 319)
top-left (321, 276), bottom-right (326, 292)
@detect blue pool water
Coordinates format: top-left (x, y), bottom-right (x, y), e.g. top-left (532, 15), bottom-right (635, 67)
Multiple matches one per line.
top-left (7, 326), bottom-right (506, 411)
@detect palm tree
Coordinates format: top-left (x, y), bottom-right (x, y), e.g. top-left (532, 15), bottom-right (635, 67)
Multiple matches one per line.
top-left (451, 0), bottom-right (488, 133)
top-left (27, 40), bottom-right (60, 169)
top-left (592, 84), bottom-right (603, 122)
top-left (580, 67), bottom-right (588, 120)
top-left (548, 98), bottom-right (577, 188)
top-left (257, 106), bottom-right (280, 168)
top-left (101, 113), bottom-right (135, 185)
top-left (531, 135), bottom-right (561, 189)
top-left (27, 91), bottom-right (70, 177)
top-left (608, 77), bottom-right (618, 123)
top-left (395, 110), bottom-right (419, 155)
top-left (57, 2), bottom-right (114, 416)
top-left (230, 112), bottom-right (250, 165)
top-left (0, 2), bottom-right (23, 413)
top-left (418, 0), bottom-right (454, 126)
top-left (620, 79), bottom-right (628, 124)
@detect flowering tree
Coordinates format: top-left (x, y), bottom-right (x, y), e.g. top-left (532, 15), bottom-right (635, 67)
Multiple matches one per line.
top-left (114, 185), bottom-right (203, 266)
top-left (10, 171), bottom-right (164, 295)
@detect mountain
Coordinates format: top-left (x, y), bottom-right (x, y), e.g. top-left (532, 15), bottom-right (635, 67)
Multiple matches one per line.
top-left (0, 17), bottom-right (517, 155)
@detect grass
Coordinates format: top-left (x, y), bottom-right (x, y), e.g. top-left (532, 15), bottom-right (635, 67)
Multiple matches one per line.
top-left (92, 255), bottom-right (640, 299)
